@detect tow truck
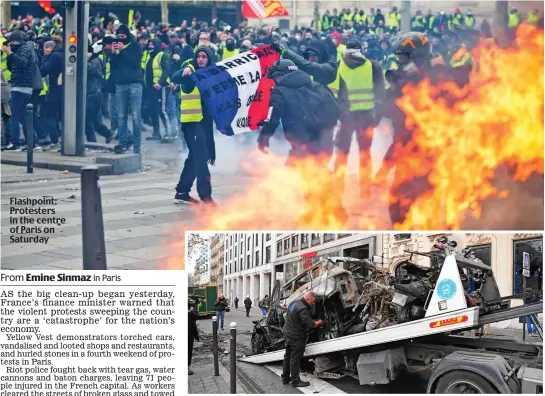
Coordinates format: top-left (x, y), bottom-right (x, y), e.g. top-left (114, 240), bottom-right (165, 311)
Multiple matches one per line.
top-left (240, 237), bottom-right (543, 393)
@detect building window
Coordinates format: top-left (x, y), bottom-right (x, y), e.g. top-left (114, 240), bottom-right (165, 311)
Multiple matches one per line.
top-left (235, 246), bottom-right (237, 257)
top-left (284, 238), bottom-right (290, 252)
top-left (266, 233), bottom-right (271, 241)
top-left (235, 234), bottom-right (238, 242)
top-left (291, 235), bottom-right (299, 253)
top-left (301, 234), bottom-right (309, 249)
top-left (230, 250), bottom-right (232, 260)
top-left (230, 263), bottom-right (232, 274)
top-left (255, 251), bottom-right (260, 266)
top-left (513, 238), bottom-right (543, 295)
top-left (394, 234), bottom-right (412, 242)
top-left (324, 234), bottom-right (335, 243)
top-left (277, 241), bottom-right (283, 257)
top-left (247, 254), bottom-right (251, 269)
top-left (338, 234), bottom-right (351, 239)
top-left (266, 246), bottom-right (271, 263)
top-left (311, 233), bottom-right (321, 246)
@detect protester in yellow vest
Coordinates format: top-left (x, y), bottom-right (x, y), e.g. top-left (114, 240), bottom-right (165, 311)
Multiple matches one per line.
top-left (144, 37), bottom-right (172, 141)
top-left (464, 11), bottom-right (476, 29)
top-left (0, 36), bottom-right (10, 82)
top-left (449, 45), bottom-right (474, 87)
top-left (271, 39), bottom-right (339, 156)
top-left (335, 40), bottom-right (384, 196)
top-left (387, 7), bottom-right (401, 31)
top-left (335, 39), bottom-right (384, 197)
top-left (171, 46), bottom-right (216, 206)
top-left (508, 7), bottom-right (521, 28)
top-left (528, 9), bottom-right (540, 26)
top-left (452, 8), bottom-right (464, 29)
top-left (321, 11), bottom-right (333, 31)
top-left (139, 33), bottom-right (150, 72)
top-left (221, 37), bottom-right (238, 60)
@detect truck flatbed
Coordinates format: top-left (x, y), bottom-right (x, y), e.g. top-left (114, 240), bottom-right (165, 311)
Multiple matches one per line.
top-left (240, 306), bottom-right (480, 364)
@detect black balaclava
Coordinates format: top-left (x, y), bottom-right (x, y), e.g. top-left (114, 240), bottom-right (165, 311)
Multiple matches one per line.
top-left (225, 37), bottom-right (235, 51)
top-left (116, 24), bottom-right (131, 43)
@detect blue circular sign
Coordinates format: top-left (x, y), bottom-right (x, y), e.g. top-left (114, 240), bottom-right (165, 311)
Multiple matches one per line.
top-left (437, 279), bottom-right (457, 300)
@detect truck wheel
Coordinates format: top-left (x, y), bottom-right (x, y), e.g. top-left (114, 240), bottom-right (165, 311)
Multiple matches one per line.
top-left (435, 371), bottom-right (498, 394)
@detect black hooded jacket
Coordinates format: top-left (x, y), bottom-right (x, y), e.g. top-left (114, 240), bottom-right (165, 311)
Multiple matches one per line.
top-left (87, 54), bottom-right (104, 97)
top-left (283, 298), bottom-right (317, 341)
top-left (281, 39), bottom-right (337, 86)
top-left (171, 45), bottom-right (216, 161)
top-left (7, 41), bottom-right (35, 89)
top-left (110, 33), bottom-right (144, 85)
top-left (40, 45), bottom-right (63, 102)
top-left (145, 38), bottom-right (171, 87)
top-left (260, 70), bottom-right (321, 144)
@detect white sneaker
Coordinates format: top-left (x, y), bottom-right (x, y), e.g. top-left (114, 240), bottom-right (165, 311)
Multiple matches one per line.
top-left (34, 145), bottom-right (42, 151)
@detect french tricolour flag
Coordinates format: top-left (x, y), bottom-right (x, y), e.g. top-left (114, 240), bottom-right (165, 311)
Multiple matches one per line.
top-left (189, 45), bottom-right (280, 136)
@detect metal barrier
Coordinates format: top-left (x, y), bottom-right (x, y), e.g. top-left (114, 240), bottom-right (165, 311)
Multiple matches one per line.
top-left (230, 322), bottom-right (237, 394)
top-left (81, 166), bottom-right (107, 269)
top-left (212, 316), bottom-right (219, 376)
top-left (26, 104), bottom-right (33, 174)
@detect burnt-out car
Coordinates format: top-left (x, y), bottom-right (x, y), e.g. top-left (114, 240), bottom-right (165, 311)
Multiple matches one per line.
top-left (251, 258), bottom-right (382, 355)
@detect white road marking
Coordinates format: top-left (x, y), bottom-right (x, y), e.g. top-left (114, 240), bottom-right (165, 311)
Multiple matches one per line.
top-left (265, 363), bottom-right (346, 394)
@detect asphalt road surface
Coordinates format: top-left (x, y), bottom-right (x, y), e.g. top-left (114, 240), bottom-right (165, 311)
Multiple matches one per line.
top-left (193, 307), bottom-right (429, 394)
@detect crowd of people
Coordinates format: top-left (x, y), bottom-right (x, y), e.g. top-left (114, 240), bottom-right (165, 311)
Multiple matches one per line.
top-left (1, 5), bottom-right (542, 213)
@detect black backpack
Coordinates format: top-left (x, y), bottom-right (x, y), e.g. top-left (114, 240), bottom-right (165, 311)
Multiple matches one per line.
top-left (294, 81), bottom-right (339, 131)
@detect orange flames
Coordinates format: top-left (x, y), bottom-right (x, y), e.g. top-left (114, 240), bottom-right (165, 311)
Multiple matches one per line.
top-left (168, 25), bottom-right (544, 270)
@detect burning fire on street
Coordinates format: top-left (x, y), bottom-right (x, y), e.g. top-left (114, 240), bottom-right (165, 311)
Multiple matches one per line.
top-left (168, 25), bottom-right (544, 269)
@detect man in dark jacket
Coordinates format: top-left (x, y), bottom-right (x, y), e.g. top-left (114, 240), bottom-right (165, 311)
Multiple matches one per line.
top-left (188, 301), bottom-right (200, 375)
top-left (243, 295), bottom-right (252, 317)
top-left (258, 59), bottom-right (348, 225)
top-left (86, 44), bottom-right (112, 143)
top-left (110, 24), bottom-right (144, 154)
top-left (171, 45), bottom-right (216, 206)
top-left (40, 40), bottom-right (63, 148)
top-left (282, 292), bottom-right (323, 387)
top-left (214, 294), bottom-right (228, 330)
top-left (3, 29), bottom-right (34, 151)
top-left (144, 37), bottom-right (172, 141)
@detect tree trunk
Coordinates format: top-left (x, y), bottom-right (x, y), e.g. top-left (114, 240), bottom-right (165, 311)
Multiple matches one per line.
top-left (160, 1), bottom-right (169, 25)
top-left (211, 1), bottom-right (217, 22)
top-left (494, 0), bottom-right (509, 46)
top-left (1, 0), bottom-right (10, 29)
top-left (401, 0), bottom-right (411, 33)
top-left (313, 1), bottom-right (320, 31)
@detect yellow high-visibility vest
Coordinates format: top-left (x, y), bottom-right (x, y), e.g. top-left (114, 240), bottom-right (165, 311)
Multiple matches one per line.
top-left (338, 59), bottom-right (374, 112)
top-left (222, 48), bottom-right (239, 60)
top-left (151, 52), bottom-right (170, 84)
top-left (310, 70), bottom-right (340, 98)
top-left (388, 12), bottom-right (400, 28)
top-left (180, 64), bottom-right (203, 123)
top-left (99, 53), bottom-right (111, 80)
top-left (40, 77), bottom-right (48, 96)
top-left (508, 12), bottom-right (521, 28)
top-left (141, 50), bottom-right (149, 70)
top-left (354, 14), bottom-right (366, 24)
top-left (528, 12), bottom-right (539, 25)
top-left (1, 50), bottom-right (10, 82)
top-left (343, 13), bottom-right (354, 22)
top-left (336, 44), bottom-right (346, 62)
top-left (450, 48), bottom-right (473, 68)
top-left (465, 15), bottom-right (475, 29)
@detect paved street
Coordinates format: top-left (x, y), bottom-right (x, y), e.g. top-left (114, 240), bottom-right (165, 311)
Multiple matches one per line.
top-left (190, 308), bottom-right (430, 394)
top-left (1, 123), bottom-right (393, 271)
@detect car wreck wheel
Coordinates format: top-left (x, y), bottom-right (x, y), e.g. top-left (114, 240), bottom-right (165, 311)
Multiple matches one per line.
top-left (251, 333), bottom-right (266, 355)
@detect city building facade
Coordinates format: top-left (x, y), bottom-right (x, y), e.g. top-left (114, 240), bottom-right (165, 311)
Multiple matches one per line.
top-left (273, 233), bottom-right (383, 287)
top-left (210, 234), bottom-right (226, 294)
top-left (223, 233), bottom-right (278, 306)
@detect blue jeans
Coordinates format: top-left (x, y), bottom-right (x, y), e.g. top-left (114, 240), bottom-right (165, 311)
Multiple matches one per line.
top-left (166, 90), bottom-right (178, 137)
top-left (116, 83), bottom-right (142, 148)
top-left (109, 92), bottom-right (118, 128)
top-left (10, 91), bottom-right (32, 146)
top-left (526, 316), bottom-right (537, 334)
top-left (261, 308), bottom-right (268, 318)
top-left (216, 311), bottom-right (225, 329)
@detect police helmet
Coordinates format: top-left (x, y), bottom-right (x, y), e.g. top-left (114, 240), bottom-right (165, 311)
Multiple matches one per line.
top-left (267, 59), bottom-right (298, 79)
top-left (392, 32), bottom-right (431, 60)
